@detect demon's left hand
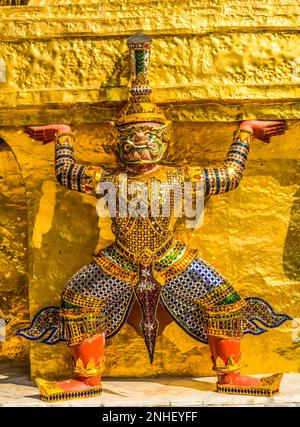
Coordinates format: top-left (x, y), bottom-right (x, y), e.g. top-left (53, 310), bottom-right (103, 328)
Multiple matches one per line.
top-left (239, 120), bottom-right (287, 143)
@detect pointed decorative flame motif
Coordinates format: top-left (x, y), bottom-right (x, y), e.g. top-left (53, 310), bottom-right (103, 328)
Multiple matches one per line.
top-left (214, 354), bottom-right (240, 374)
top-left (74, 356), bottom-right (105, 377)
top-left (134, 263), bottom-right (162, 363)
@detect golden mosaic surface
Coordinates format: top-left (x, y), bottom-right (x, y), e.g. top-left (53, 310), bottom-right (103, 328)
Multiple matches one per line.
top-left (0, 1), bottom-right (300, 125)
top-left (0, 121), bottom-right (299, 378)
top-left (0, 0), bottom-right (299, 378)
top-left (0, 139), bottom-right (29, 362)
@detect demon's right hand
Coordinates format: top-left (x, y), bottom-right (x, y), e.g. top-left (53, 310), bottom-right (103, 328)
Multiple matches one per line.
top-left (25, 124), bottom-right (72, 144)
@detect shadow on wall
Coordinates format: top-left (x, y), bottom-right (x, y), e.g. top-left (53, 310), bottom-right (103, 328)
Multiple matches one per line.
top-left (30, 187), bottom-right (101, 310)
top-left (283, 186), bottom-right (300, 281)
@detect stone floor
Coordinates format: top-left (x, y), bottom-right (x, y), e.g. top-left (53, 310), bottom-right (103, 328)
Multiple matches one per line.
top-left (0, 364), bottom-right (299, 407)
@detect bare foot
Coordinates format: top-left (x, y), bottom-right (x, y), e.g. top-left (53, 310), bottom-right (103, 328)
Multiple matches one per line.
top-left (55, 376), bottom-right (101, 392)
top-left (219, 373), bottom-right (261, 387)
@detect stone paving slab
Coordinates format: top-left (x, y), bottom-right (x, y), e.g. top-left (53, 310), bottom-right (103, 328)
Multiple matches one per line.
top-left (0, 366), bottom-right (299, 407)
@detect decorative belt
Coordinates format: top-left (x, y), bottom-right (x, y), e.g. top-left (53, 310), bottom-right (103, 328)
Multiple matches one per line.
top-left (115, 238), bottom-right (173, 264)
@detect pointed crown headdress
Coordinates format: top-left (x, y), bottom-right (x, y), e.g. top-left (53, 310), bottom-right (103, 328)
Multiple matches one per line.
top-left (116, 32), bottom-right (167, 127)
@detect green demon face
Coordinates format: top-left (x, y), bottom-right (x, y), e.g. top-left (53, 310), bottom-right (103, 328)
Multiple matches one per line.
top-left (115, 121), bottom-right (171, 165)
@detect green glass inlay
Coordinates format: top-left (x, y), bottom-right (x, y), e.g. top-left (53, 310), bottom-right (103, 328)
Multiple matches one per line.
top-left (62, 301), bottom-right (81, 309)
top-left (217, 292), bottom-right (241, 306)
top-left (105, 246), bottom-right (136, 272)
top-left (154, 244), bottom-right (186, 271)
top-left (135, 50), bottom-right (145, 73)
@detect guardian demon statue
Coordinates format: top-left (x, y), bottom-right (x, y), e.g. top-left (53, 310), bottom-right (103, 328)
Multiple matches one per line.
top-left (17, 33), bottom-right (290, 402)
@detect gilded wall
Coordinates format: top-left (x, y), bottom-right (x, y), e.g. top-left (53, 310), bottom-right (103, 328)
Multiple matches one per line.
top-left (0, 139), bottom-right (29, 363)
top-left (0, 0), bottom-right (299, 378)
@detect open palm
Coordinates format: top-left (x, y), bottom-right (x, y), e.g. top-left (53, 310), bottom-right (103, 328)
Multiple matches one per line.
top-left (240, 120), bottom-right (287, 143)
top-left (25, 124), bottom-right (72, 144)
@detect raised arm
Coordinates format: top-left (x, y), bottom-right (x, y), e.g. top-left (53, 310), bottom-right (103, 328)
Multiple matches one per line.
top-left (54, 131), bottom-right (103, 195)
top-left (187, 120), bottom-right (287, 196)
top-left (193, 127), bottom-right (253, 196)
top-left (26, 124), bottom-right (104, 196)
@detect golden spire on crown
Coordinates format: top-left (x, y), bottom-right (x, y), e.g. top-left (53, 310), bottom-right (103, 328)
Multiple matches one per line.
top-left (116, 32), bottom-right (167, 126)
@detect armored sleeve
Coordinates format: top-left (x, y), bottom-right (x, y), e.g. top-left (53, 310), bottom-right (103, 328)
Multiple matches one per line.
top-left (187, 128), bottom-right (253, 196)
top-left (54, 132), bottom-right (104, 196)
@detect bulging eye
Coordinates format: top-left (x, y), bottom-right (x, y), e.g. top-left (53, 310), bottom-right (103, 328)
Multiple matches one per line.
top-left (122, 141), bottom-right (134, 153)
top-left (146, 133), bottom-right (156, 141)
